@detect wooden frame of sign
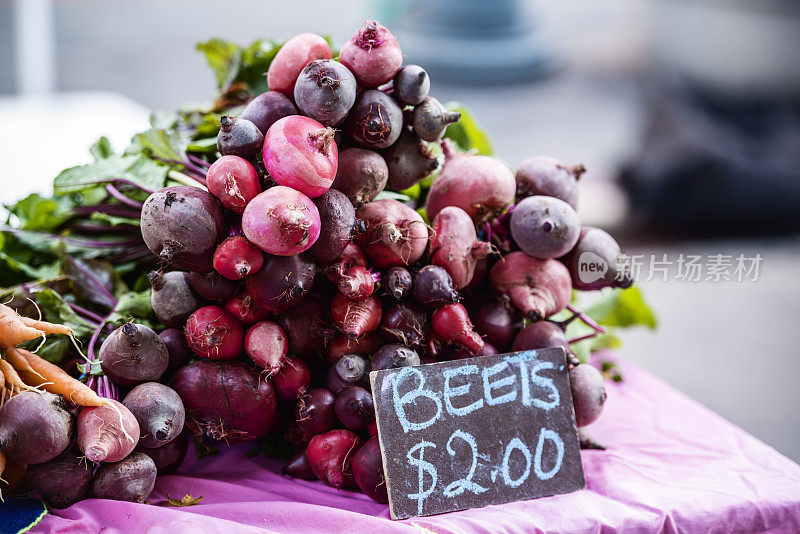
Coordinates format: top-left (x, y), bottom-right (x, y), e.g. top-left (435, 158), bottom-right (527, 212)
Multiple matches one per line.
top-left (369, 347), bottom-right (585, 520)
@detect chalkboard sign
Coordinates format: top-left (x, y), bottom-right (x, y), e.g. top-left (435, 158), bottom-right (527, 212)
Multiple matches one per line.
top-left (370, 347), bottom-right (585, 519)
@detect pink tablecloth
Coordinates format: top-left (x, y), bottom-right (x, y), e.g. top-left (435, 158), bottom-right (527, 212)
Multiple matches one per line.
top-left (34, 359), bottom-right (800, 533)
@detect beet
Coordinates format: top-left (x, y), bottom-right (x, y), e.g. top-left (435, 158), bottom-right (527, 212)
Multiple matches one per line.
top-left (393, 65), bottom-right (430, 107)
top-left (123, 382), bottom-right (185, 448)
top-left (280, 292), bottom-right (336, 358)
top-left (371, 344), bottom-right (421, 371)
top-left (92, 452), bottom-right (156, 503)
top-left (0, 391), bottom-right (72, 465)
top-left (136, 430), bottom-right (189, 475)
top-left (344, 90), bottom-right (403, 149)
top-left (189, 270), bottom-right (239, 301)
top-left (413, 265), bottom-right (460, 308)
top-left (571, 364), bottom-right (607, 427)
top-left (323, 332), bottom-right (382, 365)
top-left (206, 155), bottom-right (262, 214)
top-left (331, 293), bottom-right (383, 340)
top-left (429, 206), bottom-right (492, 289)
top-left (324, 242), bottom-right (369, 283)
top-left (356, 199), bottom-right (428, 269)
top-left (489, 251), bottom-right (572, 320)
top-left (287, 388), bottom-right (336, 444)
top-left (431, 303), bottom-right (484, 354)
top-left (244, 321), bottom-right (288, 374)
top-left (171, 360), bottom-right (277, 442)
top-left (283, 448), bottom-right (317, 480)
top-left (331, 148), bottom-right (388, 206)
top-left (240, 90), bottom-right (299, 134)
top-left (510, 196), bottom-right (581, 259)
top-left (381, 302), bottom-right (427, 346)
top-left (335, 386), bottom-right (374, 430)
top-left (385, 130), bottom-right (441, 191)
top-left (148, 270), bottom-right (200, 328)
top-left (325, 354), bottom-right (367, 394)
top-left (515, 155), bottom-right (584, 208)
top-left (217, 116), bottom-right (264, 158)
top-left (473, 301), bottom-right (522, 352)
top-left (353, 437), bottom-right (388, 503)
top-left (340, 21), bottom-right (403, 87)
top-left (159, 328), bottom-right (192, 375)
top-left (213, 236), bottom-right (264, 280)
top-left (310, 189), bottom-right (359, 263)
top-left (512, 321), bottom-right (570, 354)
top-left (242, 186), bottom-right (321, 256)
top-left (77, 399), bottom-right (140, 463)
top-left (337, 266), bottom-right (376, 301)
top-left (100, 323), bottom-right (169, 386)
top-left (294, 59), bottom-right (357, 127)
top-left (184, 306), bottom-right (244, 361)
top-left (412, 97), bottom-right (461, 142)
top-left (562, 226), bottom-right (633, 291)
top-left (27, 449), bottom-right (92, 508)
top-left (246, 254), bottom-right (316, 313)
top-left (306, 429), bottom-right (363, 489)
top-left (426, 142), bottom-right (516, 223)
top-left (384, 266), bottom-right (413, 299)
top-left (272, 357), bottom-right (311, 402)
top-left (224, 287), bottom-right (271, 326)
top-left (267, 33), bottom-right (332, 96)
top-left (141, 186), bottom-right (226, 272)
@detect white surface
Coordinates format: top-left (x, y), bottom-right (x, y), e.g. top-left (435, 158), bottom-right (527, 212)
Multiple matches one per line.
top-left (0, 91), bottom-right (150, 206)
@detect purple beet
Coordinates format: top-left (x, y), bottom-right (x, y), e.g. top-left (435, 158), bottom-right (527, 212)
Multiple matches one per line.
top-left (353, 437), bottom-right (389, 503)
top-left (334, 386), bottom-right (374, 430)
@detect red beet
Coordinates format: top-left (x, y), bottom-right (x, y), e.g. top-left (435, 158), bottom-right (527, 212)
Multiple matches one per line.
top-left (306, 429), bottom-right (363, 489)
top-left (242, 186), bottom-right (321, 256)
top-left (267, 33), bottom-right (332, 96)
top-left (353, 437), bottom-right (388, 503)
top-left (246, 254), bottom-right (316, 313)
top-left (77, 400), bottom-right (140, 463)
top-left (323, 332), bottom-right (382, 365)
top-left (27, 449), bottom-right (92, 508)
top-left (331, 148), bottom-right (388, 206)
top-left (213, 236), bottom-right (264, 280)
top-left (241, 90), bottom-right (298, 134)
top-left (331, 293), bottom-right (383, 340)
top-left (272, 357), bottom-right (311, 401)
top-left (159, 328), bottom-right (192, 375)
top-left (489, 251), bottom-right (572, 320)
top-left (245, 321), bottom-right (288, 374)
top-left (282, 448), bottom-right (317, 480)
top-left (431, 303), bottom-right (484, 354)
top-left (337, 266), bottom-right (376, 301)
top-left (280, 292), bottom-right (336, 358)
top-left (325, 354), bottom-right (368, 394)
top-left (0, 391), bottom-right (72, 465)
top-left (429, 206), bottom-right (492, 289)
top-left (224, 288), bottom-right (271, 326)
top-left (426, 142), bottom-right (516, 223)
top-left (136, 430), bottom-right (189, 475)
top-left (148, 270), bottom-right (200, 328)
top-left (100, 323), bottom-right (169, 386)
top-left (512, 321), bottom-right (570, 354)
top-left (340, 21), bottom-right (402, 87)
top-left (287, 388), bottom-right (336, 444)
top-left (140, 186), bottom-right (226, 272)
top-left (334, 386), bottom-right (374, 430)
top-left (189, 270), bottom-right (239, 301)
top-left (185, 306), bottom-right (244, 360)
top-left (206, 155), bottom-right (262, 214)
top-left (171, 360), bottom-right (277, 442)
top-left (123, 382), bottom-right (185, 448)
top-left (371, 344), bottom-right (421, 371)
top-left (324, 242), bottom-right (368, 283)
top-left (92, 452), bottom-right (156, 503)
top-left (310, 189), bottom-right (359, 263)
top-left (356, 199), bottom-right (428, 268)
top-left (473, 301), bottom-right (522, 352)
top-left (381, 302), bottom-right (427, 346)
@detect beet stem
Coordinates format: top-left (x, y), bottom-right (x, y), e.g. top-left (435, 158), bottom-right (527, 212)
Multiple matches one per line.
top-left (66, 302), bottom-right (103, 325)
top-left (105, 184), bottom-right (144, 209)
top-left (566, 304), bottom-right (607, 335)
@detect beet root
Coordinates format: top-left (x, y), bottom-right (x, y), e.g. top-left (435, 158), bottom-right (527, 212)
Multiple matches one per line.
top-left (385, 130), bottom-right (441, 191)
top-left (515, 155), bottom-right (584, 208)
top-left (306, 429), bottom-right (363, 489)
top-left (335, 386), bottom-right (374, 430)
top-left (393, 65), bottom-right (430, 107)
top-left (27, 449), bottom-right (92, 508)
top-left (356, 199), bottom-right (428, 269)
top-left (244, 321), bottom-right (288, 374)
top-left (310, 189), bottom-right (359, 263)
top-left (331, 148), bottom-right (388, 206)
top-left (189, 270), bottom-right (239, 301)
top-left (412, 265), bottom-right (460, 308)
top-left (0, 391), bottom-right (72, 465)
top-left (287, 388), bottom-right (336, 444)
top-left (206, 155), bottom-right (262, 214)
top-left (246, 254), bottom-right (316, 313)
top-left (429, 206), bottom-right (492, 289)
top-left (148, 270), bottom-right (200, 327)
top-left (92, 452), bottom-right (156, 503)
top-left (184, 306), bottom-right (244, 361)
top-left (431, 303), bottom-right (484, 354)
top-left (77, 399), bottom-right (140, 463)
top-left (562, 226), bottom-right (633, 291)
top-left (323, 332), bottom-right (381, 365)
top-left (371, 344), bottom-right (421, 371)
top-left (473, 301), bottom-right (522, 352)
top-left (242, 186), bottom-right (321, 256)
top-left (240, 90), bottom-right (299, 134)
top-left (425, 143), bottom-right (516, 223)
top-left (141, 186), bottom-right (226, 272)
top-left (213, 236), bottom-right (264, 280)
top-left (381, 302), bottom-right (427, 346)
top-left (136, 430), bottom-right (189, 475)
top-left (489, 251), bottom-right (572, 320)
top-left (325, 354), bottom-right (367, 394)
top-left (330, 293), bottom-right (382, 340)
top-left (123, 382), bottom-right (185, 448)
top-left (353, 437), bottom-right (389, 503)
top-left (159, 328), bottom-right (192, 375)
top-left (283, 448), bottom-right (317, 480)
top-left (171, 360), bottom-right (277, 442)
top-left (412, 97), bottom-right (461, 142)
top-left (272, 357), bottom-right (311, 402)
top-left (340, 21), bottom-right (403, 87)
top-left (512, 321), bottom-right (570, 354)
top-left (280, 292), bottom-right (336, 358)
top-left (570, 364), bottom-right (607, 427)
top-left (337, 266), bottom-right (376, 301)
top-left (99, 322), bottom-right (169, 386)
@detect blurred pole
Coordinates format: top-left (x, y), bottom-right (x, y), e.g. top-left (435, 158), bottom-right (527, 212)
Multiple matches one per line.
top-left (13, 0), bottom-right (57, 95)
top-left (388, 0), bottom-right (553, 84)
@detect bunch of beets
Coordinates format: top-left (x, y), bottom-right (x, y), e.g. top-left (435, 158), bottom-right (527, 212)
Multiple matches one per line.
top-left (24, 22), bottom-right (632, 507)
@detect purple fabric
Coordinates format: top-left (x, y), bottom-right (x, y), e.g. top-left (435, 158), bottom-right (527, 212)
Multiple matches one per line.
top-left (34, 358), bottom-right (800, 533)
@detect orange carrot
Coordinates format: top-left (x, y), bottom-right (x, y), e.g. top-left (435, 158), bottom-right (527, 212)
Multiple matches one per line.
top-left (0, 359), bottom-right (35, 395)
top-left (0, 304), bottom-right (44, 348)
top-left (18, 316), bottom-right (73, 336)
top-left (8, 348), bottom-right (106, 407)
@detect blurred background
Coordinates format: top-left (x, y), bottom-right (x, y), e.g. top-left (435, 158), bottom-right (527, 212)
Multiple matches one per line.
top-left (0, 0), bottom-right (798, 461)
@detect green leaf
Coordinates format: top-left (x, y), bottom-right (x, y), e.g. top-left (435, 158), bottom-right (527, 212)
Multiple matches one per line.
top-left (89, 212), bottom-right (140, 227)
top-left (196, 38), bottom-right (242, 89)
top-left (443, 102), bottom-right (493, 155)
top-left (4, 193), bottom-right (74, 232)
top-left (585, 286), bottom-right (658, 330)
top-left (107, 290), bottom-right (154, 328)
top-left (0, 231), bottom-right (61, 284)
top-left (76, 360), bottom-right (104, 376)
top-left (236, 39), bottom-right (283, 94)
top-left (375, 190), bottom-right (412, 202)
top-left (54, 154), bottom-right (168, 196)
top-left (89, 137), bottom-right (114, 161)
top-left (126, 114), bottom-right (190, 164)
top-left (21, 288), bottom-right (98, 362)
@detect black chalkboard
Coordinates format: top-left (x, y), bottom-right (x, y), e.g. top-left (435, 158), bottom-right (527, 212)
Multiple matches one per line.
top-left (370, 347), bottom-right (585, 520)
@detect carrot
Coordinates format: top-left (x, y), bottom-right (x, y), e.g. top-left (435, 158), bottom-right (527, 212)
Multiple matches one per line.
top-left (7, 348), bottom-right (106, 407)
top-left (18, 316), bottom-right (73, 336)
top-left (0, 304), bottom-right (45, 348)
top-left (0, 359), bottom-right (36, 395)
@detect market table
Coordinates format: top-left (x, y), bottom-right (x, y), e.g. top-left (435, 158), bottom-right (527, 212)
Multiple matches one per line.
top-left (25, 357), bottom-right (800, 533)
